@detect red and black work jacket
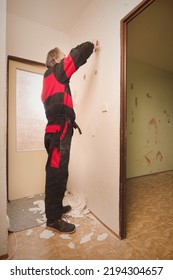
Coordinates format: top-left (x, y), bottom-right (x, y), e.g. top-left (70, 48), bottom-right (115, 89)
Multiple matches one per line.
top-left (41, 42), bottom-right (94, 128)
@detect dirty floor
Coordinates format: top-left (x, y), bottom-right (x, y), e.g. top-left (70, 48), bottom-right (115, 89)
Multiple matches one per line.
top-left (7, 171), bottom-right (173, 260)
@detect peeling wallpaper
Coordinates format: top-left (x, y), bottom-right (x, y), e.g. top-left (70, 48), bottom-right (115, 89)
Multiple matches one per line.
top-left (127, 58), bottom-right (173, 178)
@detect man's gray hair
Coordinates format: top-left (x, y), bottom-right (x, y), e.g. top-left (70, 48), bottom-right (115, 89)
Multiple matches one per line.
top-left (46, 47), bottom-right (61, 68)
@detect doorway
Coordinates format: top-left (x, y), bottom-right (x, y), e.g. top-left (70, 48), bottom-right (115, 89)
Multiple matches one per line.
top-left (8, 57), bottom-right (47, 200)
top-left (120, 0), bottom-right (173, 238)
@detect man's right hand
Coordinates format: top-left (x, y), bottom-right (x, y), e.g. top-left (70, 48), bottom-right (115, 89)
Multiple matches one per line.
top-left (93, 39), bottom-right (100, 52)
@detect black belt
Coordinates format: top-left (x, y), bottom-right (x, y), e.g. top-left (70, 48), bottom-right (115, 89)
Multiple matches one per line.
top-left (71, 121), bottom-right (82, 135)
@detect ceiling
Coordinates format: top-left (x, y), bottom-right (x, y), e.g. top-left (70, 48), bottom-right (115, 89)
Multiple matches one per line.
top-left (128, 0), bottom-right (173, 73)
top-left (7, 0), bottom-right (92, 33)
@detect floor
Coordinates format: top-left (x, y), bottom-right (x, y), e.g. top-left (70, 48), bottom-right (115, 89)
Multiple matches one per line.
top-left (7, 171), bottom-right (173, 260)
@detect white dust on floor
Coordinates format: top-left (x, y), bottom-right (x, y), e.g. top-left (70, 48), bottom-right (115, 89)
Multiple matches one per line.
top-left (25, 192), bottom-right (109, 248)
top-left (80, 233), bottom-right (94, 244)
top-left (28, 194), bottom-right (46, 224)
top-left (39, 229), bottom-right (55, 239)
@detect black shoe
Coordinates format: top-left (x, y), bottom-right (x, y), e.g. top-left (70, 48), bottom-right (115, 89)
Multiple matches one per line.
top-left (47, 219), bottom-right (76, 234)
top-left (62, 205), bottom-right (72, 214)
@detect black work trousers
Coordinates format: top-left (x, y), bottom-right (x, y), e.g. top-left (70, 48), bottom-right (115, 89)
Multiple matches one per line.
top-left (44, 121), bottom-right (73, 223)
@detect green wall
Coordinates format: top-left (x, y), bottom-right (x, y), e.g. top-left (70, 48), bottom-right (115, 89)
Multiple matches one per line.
top-left (127, 58), bottom-right (173, 178)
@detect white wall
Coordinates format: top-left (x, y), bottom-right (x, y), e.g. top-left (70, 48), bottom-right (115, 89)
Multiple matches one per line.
top-left (6, 0), bottom-right (143, 238)
top-left (0, 0), bottom-right (8, 257)
top-left (7, 13), bottom-right (69, 63)
top-left (68, 0), bottom-right (142, 234)
top-left (127, 58), bottom-right (173, 178)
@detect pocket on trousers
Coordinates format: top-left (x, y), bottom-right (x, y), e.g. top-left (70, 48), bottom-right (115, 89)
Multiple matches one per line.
top-left (50, 147), bottom-right (60, 168)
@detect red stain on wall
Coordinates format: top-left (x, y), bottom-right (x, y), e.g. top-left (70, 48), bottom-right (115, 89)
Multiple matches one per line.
top-left (156, 151), bottom-right (163, 161)
top-left (149, 117), bottom-right (158, 143)
top-left (145, 156), bottom-right (151, 165)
